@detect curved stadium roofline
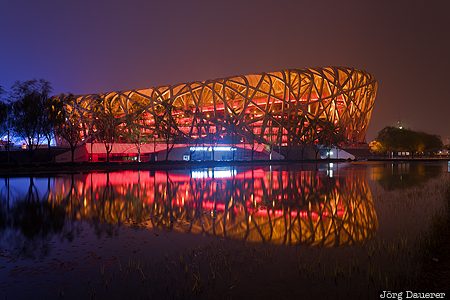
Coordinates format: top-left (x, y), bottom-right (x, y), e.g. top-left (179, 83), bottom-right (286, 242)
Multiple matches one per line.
top-left (75, 66), bottom-right (376, 96)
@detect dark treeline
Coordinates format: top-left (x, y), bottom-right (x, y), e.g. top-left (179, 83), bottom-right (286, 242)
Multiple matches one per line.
top-left (0, 79), bottom-right (125, 162)
top-left (0, 80), bottom-right (55, 153)
top-left (370, 126), bottom-right (445, 156)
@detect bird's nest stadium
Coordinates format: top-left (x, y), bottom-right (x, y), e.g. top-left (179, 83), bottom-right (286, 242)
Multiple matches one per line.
top-left (55, 66), bottom-right (377, 162)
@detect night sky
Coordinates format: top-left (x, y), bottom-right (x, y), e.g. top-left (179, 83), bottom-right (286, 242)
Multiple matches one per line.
top-left (1, 0), bottom-right (449, 141)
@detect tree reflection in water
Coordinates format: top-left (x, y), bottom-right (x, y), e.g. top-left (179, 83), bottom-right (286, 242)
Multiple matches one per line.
top-left (0, 177), bottom-right (78, 258)
top-left (371, 162), bottom-right (443, 191)
top-left (41, 165), bottom-right (378, 247)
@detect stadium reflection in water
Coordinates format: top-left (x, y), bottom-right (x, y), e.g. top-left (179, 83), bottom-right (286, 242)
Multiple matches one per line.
top-left (46, 164), bottom-right (377, 246)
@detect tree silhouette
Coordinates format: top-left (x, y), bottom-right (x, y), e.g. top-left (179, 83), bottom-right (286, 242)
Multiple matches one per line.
top-left (53, 94), bottom-right (83, 162)
top-left (92, 94), bottom-right (122, 162)
top-left (10, 79), bottom-right (52, 158)
top-left (376, 126), bottom-right (443, 156)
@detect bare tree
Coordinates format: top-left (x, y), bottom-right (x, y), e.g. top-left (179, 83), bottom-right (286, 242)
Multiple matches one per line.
top-left (92, 94), bottom-right (122, 162)
top-left (53, 94), bottom-right (83, 162)
top-left (153, 102), bottom-right (177, 161)
top-left (0, 101), bottom-right (8, 137)
top-left (316, 120), bottom-right (345, 159)
top-left (123, 103), bottom-right (152, 162)
top-left (10, 79), bottom-right (52, 158)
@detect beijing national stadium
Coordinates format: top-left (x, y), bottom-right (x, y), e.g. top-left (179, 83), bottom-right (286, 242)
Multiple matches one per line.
top-left (55, 66), bottom-right (377, 162)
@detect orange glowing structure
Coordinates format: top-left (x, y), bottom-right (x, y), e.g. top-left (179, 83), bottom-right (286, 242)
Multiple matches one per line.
top-left (56, 67), bottom-right (377, 161)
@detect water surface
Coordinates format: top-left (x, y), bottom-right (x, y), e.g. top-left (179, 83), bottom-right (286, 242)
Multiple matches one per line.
top-left (0, 162), bottom-right (448, 299)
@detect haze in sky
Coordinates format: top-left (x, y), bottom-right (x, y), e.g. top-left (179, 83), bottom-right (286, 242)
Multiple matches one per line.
top-left (1, 0), bottom-right (449, 141)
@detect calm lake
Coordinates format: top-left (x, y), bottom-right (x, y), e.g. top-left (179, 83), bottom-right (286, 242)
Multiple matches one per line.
top-left (0, 161), bottom-right (449, 299)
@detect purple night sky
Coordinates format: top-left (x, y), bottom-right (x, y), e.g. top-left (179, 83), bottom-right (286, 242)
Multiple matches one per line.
top-left (1, 0), bottom-right (449, 141)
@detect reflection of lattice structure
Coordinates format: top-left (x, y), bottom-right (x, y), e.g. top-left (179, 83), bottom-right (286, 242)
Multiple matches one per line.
top-left (64, 67), bottom-right (377, 147)
top-left (162, 169), bottom-right (377, 246)
top-left (50, 167), bottom-right (378, 246)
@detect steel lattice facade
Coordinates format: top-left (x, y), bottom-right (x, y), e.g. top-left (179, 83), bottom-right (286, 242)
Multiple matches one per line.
top-left (61, 66), bottom-right (377, 155)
